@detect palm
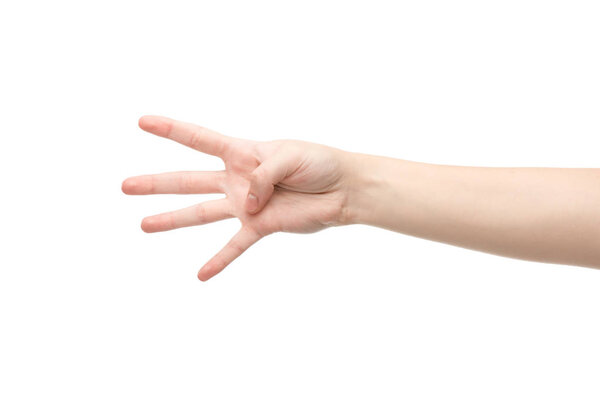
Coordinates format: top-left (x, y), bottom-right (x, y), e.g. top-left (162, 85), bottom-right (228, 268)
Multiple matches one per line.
top-left (122, 116), bottom-right (348, 281)
top-left (224, 139), bottom-right (346, 235)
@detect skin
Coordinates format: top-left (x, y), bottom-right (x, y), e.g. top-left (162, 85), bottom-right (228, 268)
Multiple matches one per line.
top-left (122, 115), bottom-right (600, 281)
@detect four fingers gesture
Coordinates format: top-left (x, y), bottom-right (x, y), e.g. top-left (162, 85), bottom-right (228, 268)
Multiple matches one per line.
top-left (122, 116), bottom-right (349, 280)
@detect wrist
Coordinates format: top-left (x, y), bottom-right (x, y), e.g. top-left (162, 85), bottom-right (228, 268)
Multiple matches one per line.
top-left (338, 150), bottom-right (388, 226)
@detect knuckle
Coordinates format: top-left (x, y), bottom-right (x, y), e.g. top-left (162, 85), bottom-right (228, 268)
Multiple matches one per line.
top-left (166, 212), bottom-right (176, 230)
top-left (189, 132), bottom-right (203, 149)
top-left (179, 174), bottom-right (195, 193)
top-left (251, 168), bottom-right (267, 184)
top-left (148, 175), bottom-right (156, 193)
top-left (195, 204), bottom-right (207, 223)
top-left (164, 119), bottom-right (174, 138)
top-left (228, 240), bottom-right (245, 255)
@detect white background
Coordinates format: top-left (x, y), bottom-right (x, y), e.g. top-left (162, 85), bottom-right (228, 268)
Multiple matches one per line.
top-left (1, 1), bottom-right (599, 398)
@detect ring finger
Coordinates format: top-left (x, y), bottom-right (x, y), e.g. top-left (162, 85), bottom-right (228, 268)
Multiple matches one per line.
top-left (141, 199), bottom-right (233, 233)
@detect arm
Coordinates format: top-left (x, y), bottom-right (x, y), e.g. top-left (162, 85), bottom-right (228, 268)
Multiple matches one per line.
top-left (122, 115), bottom-right (600, 281)
top-left (340, 152), bottom-right (600, 268)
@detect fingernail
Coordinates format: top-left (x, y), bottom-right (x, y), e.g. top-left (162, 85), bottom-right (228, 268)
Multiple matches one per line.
top-left (246, 193), bottom-right (258, 213)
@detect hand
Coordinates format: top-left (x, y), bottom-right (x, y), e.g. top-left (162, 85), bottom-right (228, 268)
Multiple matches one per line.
top-left (122, 116), bottom-right (351, 281)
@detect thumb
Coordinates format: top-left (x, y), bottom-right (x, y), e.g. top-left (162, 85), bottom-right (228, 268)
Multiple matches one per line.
top-left (245, 150), bottom-right (295, 214)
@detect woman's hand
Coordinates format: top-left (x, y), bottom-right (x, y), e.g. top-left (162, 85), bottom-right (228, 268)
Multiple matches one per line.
top-left (123, 116), bottom-right (600, 279)
top-left (122, 116), bottom-right (351, 281)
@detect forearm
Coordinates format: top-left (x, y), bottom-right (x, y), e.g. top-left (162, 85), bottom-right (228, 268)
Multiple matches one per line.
top-left (341, 151), bottom-right (600, 268)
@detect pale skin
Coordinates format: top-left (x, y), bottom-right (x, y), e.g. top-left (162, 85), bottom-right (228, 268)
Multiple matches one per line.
top-left (122, 115), bottom-right (600, 281)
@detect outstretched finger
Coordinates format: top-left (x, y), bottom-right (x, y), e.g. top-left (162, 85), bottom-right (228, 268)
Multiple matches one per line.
top-left (138, 115), bottom-right (233, 158)
top-left (141, 199), bottom-right (233, 233)
top-left (197, 227), bottom-right (261, 281)
top-left (122, 171), bottom-right (227, 195)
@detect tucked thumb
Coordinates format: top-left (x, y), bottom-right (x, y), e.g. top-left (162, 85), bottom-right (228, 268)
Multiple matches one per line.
top-left (245, 151), bottom-right (293, 214)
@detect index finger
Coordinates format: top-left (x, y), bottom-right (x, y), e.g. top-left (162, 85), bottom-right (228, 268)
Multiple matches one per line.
top-left (138, 115), bottom-right (233, 158)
